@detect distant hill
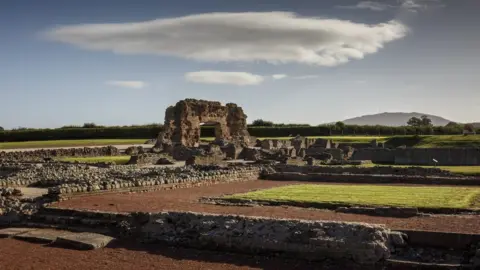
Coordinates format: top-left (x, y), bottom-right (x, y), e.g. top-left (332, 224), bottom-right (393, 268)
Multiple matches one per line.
top-left (342, 112), bottom-right (452, 127)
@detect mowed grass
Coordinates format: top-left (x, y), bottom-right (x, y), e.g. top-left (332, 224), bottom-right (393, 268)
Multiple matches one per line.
top-left (3, 135), bottom-right (477, 149)
top-left (201, 136), bottom-right (387, 143)
top-left (384, 135), bottom-right (480, 148)
top-left (0, 139), bottom-right (149, 150)
top-left (349, 163), bottom-right (480, 175)
top-left (57, 156), bottom-right (131, 165)
top-left (227, 184), bottom-right (480, 209)
top-left (414, 135), bottom-right (480, 148)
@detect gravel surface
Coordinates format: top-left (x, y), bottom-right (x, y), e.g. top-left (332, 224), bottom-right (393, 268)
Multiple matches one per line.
top-left (0, 238), bottom-right (359, 270)
top-left (54, 180), bottom-right (480, 233)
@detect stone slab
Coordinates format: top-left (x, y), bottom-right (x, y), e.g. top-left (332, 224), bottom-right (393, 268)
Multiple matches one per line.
top-left (55, 232), bottom-right (114, 250)
top-left (18, 187), bottom-right (48, 199)
top-left (13, 229), bottom-right (73, 244)
top-left (0, 227), bottom-right (36, 238)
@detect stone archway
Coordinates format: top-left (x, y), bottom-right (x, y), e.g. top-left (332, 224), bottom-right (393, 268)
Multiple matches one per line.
top-left (156, 99), bottom-right (250, 148)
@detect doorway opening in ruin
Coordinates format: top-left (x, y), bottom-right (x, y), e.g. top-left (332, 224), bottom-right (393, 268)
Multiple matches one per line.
top-left (199, 121), bottom-right (223, 144)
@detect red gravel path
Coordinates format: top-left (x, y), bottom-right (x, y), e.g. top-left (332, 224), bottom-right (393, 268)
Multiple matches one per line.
top-left (0, 238), bottom-right (337, 270)
top-left (53, 180), bottom-right (480, 234)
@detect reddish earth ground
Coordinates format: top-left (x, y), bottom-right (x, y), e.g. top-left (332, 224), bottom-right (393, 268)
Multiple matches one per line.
top-left (0, 238), bottom-right (362, 270)
top-left (53, 180), bottom-right (480, 233)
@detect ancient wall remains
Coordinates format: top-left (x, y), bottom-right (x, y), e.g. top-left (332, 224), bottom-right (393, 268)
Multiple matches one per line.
top-left (263, 172), bottom-right (480, 186)
top-left (351, 148), bottom-right (395, 163)
top-left (156, 99), bottom-right (250, 148)
top-left (394, 148), bottom-right (480, 166)
top-left (140, 211), bottom-right (391, 265)
top-left (273, 164), bottom-right (457, 177)
top-left (351, 148), bottom-right (480, 166)
top-left (46, 166), bottom-right (260, 196)
top-left (0, 146), bottom-right (120, 161)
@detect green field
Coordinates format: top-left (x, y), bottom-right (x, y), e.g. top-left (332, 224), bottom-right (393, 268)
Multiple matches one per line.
top-left (202, 136), bottom-right (387, 143)
top-left (0, 139), bottom-right (148, 150)
top-left (227, 184), bottom-right (480, 209)
top-left (384, 135), bottom-right (480, 148)
top-left (204, 135), bottom-right (480, 148)
top-left (57, 155), bottom-right (131, 165)
top-left (356, 164), bottom-right (480, 175)
top-left (1, 134), bottom-right (479, 149)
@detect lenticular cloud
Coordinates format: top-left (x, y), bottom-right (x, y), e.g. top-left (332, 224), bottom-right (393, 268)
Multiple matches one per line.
top-left (45, 12), bottom-right (408, 66)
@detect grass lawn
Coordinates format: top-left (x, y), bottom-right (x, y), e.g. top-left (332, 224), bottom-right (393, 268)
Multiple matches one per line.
top-left (3, 135), bottom-right (478, 149)
top-left (384, 135), bottom-right (480, 148)
top-left (57, 155), bottom-right (131, 165)
top-left (415, 135), bottom-right (480, 148)
top-left (201, 136), bottom-right (387, 143)
top-left (356, 164), bottom-right (480, 176)
top-left (0, 139), bottom-right (149, 150)
top-left (227, 184), bottom-right (480, 209)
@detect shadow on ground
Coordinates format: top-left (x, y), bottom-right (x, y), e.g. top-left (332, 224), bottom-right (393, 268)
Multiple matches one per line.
top-left (101, 238), bottom-right (382, 270)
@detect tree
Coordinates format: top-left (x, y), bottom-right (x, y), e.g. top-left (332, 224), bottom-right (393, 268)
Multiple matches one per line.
top-left (445, 121), bottom-right (459, 127)
top-left (335, 121), bottom-right (345, 135)
top-left (0, 126), bottom-right (3, 131)
top-left (250, 119), bottom-right (274, 126)
top-left (407, 115), bottom-right (432, 127)
top-left (407, 117), bottom-right (422, 127)
top-left (83, 123), bottom-right (97, 128)
top-left (464, 124), bottom-right (475, 134)
top-left (420, 115), bottom-right (433, 127)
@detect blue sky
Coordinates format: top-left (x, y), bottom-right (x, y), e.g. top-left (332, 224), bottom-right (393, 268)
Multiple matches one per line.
top-left (1, 0), bottom-right (479, 129)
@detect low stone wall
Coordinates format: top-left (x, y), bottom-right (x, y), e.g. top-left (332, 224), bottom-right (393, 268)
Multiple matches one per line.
top-left (263, 172), bottom-right (480, 186)
top-left (352, 148), bottom-right (480, 166)
top-left (395, 148), bottom-right (480, 166)
top-left (140, 211), bottom-right (392, 264)
top-left (47, 167), bottom-right (260, 196)
top-left (126, 153), bottom-right (174, 165)
top-left (0, 196), bottom-right (44, 224)
top-left (398, 230), bottom-right (480, 250)
top-left (305, 148), bottom-right (344, 160)
top-left (0, 146), bottom-right (120, 161)
top-left (273, 164), bottom-right (457, 177)
top-left (351, 149), bottom-right (395, 164)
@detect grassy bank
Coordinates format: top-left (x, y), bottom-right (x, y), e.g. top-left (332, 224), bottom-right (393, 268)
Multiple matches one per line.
top-left (358, 164), bottom-right (480, 175)
top-left (228, 184), bottom-right (480, 209)
top-left (204, 135), bottom-right (480, 147)
top-left (384, 135), bottom-right (480, 148)
top-left (57, 156), bottom-right (131, 165)
top-left (201, 136), bottom-right (387, 143)
top-left (1, 135), bottom-right (479, 149)
top-left (0, 139), bottom-right (149, 150)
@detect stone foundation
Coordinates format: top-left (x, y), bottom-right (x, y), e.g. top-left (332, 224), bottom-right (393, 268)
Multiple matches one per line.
top-left (0, 146), bottom-right (120, 161)
top-left (273, 164), bottom-right (458, 177)
top-left (140, 211), bottom-right (392, 264)
top-left (48, 167), bottom-right (260, 196)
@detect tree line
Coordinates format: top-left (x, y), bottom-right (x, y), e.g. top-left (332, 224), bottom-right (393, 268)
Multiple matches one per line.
top-left (0, 116), bottom-right (477, 142)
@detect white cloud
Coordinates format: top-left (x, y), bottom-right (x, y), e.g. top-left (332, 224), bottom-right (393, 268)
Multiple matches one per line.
top-left (44, 12), bottom-right (407, 67)
top-left (293, 75), bottom-right (320, 80)
top-left (336, 1), bottom-right (393, 11)
top-left (272, 74), bottom-right (287, 80)
top-left (336, 0), bottom-right (443, 12)
top-left (105, 80), bottom-right (146, 89)
top-left (185, 71), bottom-right (264, 86)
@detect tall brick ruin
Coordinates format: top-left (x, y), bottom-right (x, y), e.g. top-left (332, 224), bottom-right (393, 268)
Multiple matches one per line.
top-left (155, 99), bottom-right (251, 148)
